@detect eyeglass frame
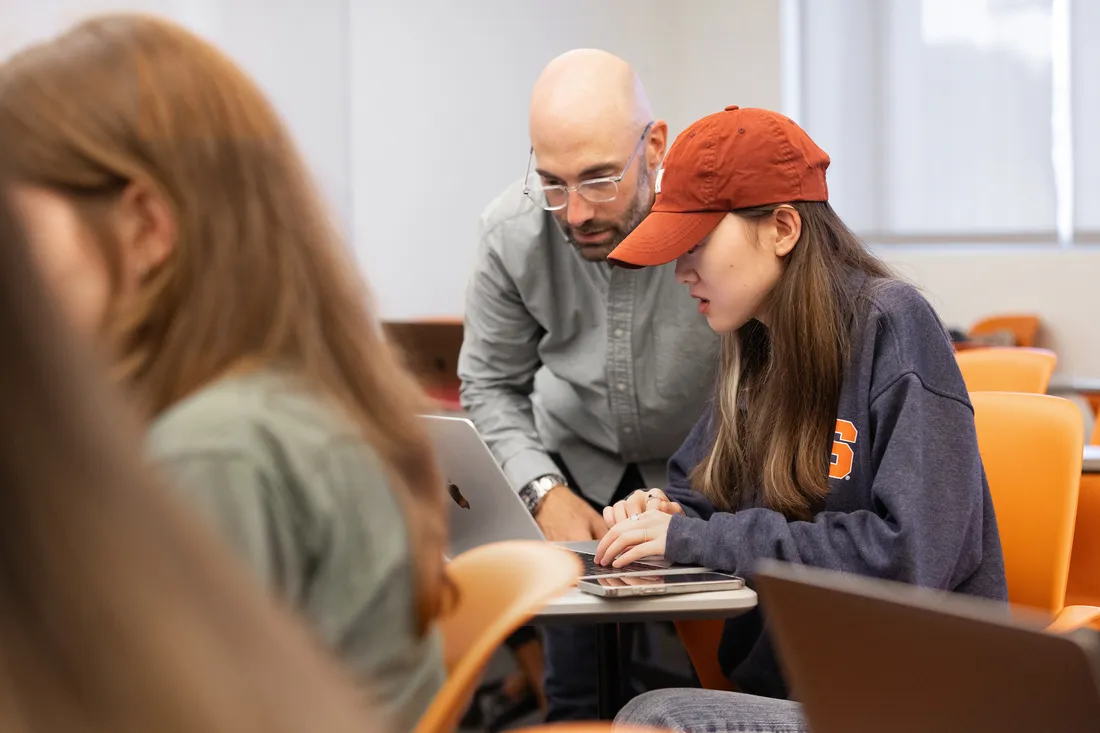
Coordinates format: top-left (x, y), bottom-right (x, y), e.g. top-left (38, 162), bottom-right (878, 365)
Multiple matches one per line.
top-left (522, 121), bottom-right (656, 211)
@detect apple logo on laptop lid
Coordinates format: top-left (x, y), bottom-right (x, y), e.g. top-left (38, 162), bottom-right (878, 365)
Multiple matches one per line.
top-left (447, 481), bottom-right (470, 510)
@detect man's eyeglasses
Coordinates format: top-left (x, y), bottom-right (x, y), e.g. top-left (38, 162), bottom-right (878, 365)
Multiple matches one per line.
top-left (523, 121), bottom-right (654, 212)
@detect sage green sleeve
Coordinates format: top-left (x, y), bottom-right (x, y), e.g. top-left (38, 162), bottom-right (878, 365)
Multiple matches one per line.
top-left (154, 452), bottom-right (284, 590)
top-left (145, 372), bottom-right (445, 732)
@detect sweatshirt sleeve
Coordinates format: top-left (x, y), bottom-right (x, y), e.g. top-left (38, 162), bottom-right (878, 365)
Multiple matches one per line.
top-left (664, 407), bottom-right (718, 520)
top-left (664, 371), bottom-right (989, 591)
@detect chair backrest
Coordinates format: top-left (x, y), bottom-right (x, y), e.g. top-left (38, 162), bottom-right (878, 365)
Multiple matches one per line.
top-left (414, 541), bottom-right (580, 733)
top-left (956, 347), bottom-right (1057, 394)
top-left (969, 314), bottom-right (1041, 348)
top-left (971, 392), bottom-right (1083, 615)
top-left (1067, 473), bottom-right (1100, 608)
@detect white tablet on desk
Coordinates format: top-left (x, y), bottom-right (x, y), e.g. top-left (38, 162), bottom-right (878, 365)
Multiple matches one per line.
top-left (577, 570), bottom-right (744, 598)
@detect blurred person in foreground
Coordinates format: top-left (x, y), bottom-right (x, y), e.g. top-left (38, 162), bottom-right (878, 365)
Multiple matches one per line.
top-left (0, 15), bottom-right (447, 731)
top-left (0, 182), bottom-right (385, 733)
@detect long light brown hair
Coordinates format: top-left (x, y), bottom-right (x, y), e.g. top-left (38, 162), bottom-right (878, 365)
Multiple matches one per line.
top-left (0, 14), bottom-right (448, 632)
top-left (0, 183), bottom-right (380, 733)
top-left (691, 202), bottom-right (893, 520)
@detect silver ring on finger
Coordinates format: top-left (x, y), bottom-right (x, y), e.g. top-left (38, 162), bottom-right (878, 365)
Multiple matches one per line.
top-left (630, 513), bottom-right (641, 521)
top-left (643, 527), bottom-right (649, 542)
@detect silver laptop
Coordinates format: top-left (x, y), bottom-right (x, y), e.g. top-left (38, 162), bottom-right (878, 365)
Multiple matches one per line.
top-left (755, 560), bottom-right (1100, 733)
top-left (422, 414), bottom-right (697, 577)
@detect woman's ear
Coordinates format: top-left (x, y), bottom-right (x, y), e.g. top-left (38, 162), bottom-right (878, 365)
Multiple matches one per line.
top-left (115, 182), bottom-right (175, 281)
top-left (772, 206), bottom-right (802, 258)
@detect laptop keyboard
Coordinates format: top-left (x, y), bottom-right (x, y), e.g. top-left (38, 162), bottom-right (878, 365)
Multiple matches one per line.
top-left (573, 551), bottom-right (664, 578)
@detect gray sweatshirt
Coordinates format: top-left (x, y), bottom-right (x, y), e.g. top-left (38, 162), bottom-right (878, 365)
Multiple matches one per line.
top-left (663, 274), bottom-right (1008, 699)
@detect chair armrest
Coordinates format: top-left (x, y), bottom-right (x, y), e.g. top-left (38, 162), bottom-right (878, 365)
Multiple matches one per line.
top-left (1046, 604), bottom-right (1100, 634)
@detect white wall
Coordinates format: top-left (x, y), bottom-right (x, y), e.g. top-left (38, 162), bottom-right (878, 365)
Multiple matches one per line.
top-left (9, 2), bottom-right (1096, 378)
top-left (1, 0), bottom-right (352, 229)
top-left (880, 247), bottom-right (1100, 377)
top-left (351, 0), bottom-right (781, 321)
top-left (3, 0), bottom-right (782, 323)
top-left (348, 0), bottom-right (1100, 383)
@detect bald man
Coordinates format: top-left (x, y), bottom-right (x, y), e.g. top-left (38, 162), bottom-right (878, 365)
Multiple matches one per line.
top-left (458, 51), bottom-right (719, 720)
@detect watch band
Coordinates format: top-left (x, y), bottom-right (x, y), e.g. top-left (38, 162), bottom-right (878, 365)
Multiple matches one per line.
top-left (519, 473), bottom-right (568, 515)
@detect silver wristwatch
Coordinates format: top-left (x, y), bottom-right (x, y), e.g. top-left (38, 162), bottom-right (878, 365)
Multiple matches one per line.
top-left (519, 473), bottom-right (568, 515)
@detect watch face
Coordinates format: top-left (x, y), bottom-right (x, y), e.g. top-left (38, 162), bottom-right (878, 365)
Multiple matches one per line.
top-left (523, 475), bottom-right (564, 514)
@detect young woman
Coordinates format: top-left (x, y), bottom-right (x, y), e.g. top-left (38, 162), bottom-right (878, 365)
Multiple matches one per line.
top-left (596, 106), bottom-right (1008, 729)
top-left (0, 183), bottom-right (381, 733)
top-left (0, 15), bottom-right (447, 733)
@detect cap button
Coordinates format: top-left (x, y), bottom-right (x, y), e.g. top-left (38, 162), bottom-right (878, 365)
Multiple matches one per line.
top-left (724, 105), bottom-right (740, 111)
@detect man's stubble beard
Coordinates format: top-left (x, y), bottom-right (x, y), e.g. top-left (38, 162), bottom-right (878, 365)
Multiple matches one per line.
top-left (562, 166), bottom-right (653, 262)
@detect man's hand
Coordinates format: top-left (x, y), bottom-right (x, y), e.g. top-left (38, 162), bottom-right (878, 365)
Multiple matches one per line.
top-left (535, 486), bottom-right (609, 542)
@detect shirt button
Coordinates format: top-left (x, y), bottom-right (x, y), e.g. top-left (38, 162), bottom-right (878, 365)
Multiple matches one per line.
top-left (624, 426), bottom-right (634, 434)
top-left (614, 328), bottom-right (624, 338)
top-left (617, 382), bottom-right (627, 392)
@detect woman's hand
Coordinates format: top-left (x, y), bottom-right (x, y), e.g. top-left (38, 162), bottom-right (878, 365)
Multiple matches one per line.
top-left (594, 509), bottom-right (675, 567)
top-left (602, 488), bottom-right (684, 529)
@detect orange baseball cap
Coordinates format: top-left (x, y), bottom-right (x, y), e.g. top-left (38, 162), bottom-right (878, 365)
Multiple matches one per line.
top-left (607, 105), bottom-right (830, 268)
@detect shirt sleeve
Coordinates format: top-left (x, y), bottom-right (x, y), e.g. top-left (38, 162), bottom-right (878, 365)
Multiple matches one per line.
top-left (457, 218), bottom-right (559, 491)
top-left (665, 373), bottom-right (991, 592)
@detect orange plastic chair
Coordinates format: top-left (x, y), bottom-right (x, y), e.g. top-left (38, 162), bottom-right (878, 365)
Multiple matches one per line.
top-left (413, 541), bottom-right (581, 733)
top-left (1066, 473), bottom-right (1100, 614)
top-left (1068, 419), bottom-right (1100, 620)
top-left (971, 392), bottom-right (1100, 632)
top-left (674, 619), bottom-right (736, 691)
top-left (969, 314), bottom-right (1041, 348)
top-left (956, 347), bottom-right (1057, 394)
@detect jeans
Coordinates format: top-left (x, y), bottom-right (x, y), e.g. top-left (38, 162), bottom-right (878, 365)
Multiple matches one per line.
top-left (543, 457), bottom-right (648, 722)
top-left (616, 689), bottom-right (808, 733)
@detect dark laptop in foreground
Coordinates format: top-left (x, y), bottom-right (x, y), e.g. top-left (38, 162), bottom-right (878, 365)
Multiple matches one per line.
top-left (756, 560), bottom-right (1100, 733)
top-left (422, 414), bottom-right (708, 578)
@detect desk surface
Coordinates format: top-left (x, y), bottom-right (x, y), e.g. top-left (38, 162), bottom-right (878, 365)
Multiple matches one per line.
top-left (1049, 376), bottom-right (1100, 394)
top-left (533, 585), bottom-right (758, 624)
top-left (1084, 446), bottom-right (1100, 473)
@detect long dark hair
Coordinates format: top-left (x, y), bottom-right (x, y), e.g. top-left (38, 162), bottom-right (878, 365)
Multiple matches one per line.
top-left (691, 201), bottom-right (893, 520)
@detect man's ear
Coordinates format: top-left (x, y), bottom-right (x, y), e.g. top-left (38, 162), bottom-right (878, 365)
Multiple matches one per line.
top-left (646, 120), bottom-right (669, 173)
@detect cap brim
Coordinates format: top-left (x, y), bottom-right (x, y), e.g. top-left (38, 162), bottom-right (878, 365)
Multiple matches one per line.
top-left (607, 211), bottom-right (727, 268)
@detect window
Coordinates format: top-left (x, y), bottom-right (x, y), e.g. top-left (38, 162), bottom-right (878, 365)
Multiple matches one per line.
top-left (793, 0), bottom-right (1085, 245)
top-left (1071, 0), bottom-right (1100, 238)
